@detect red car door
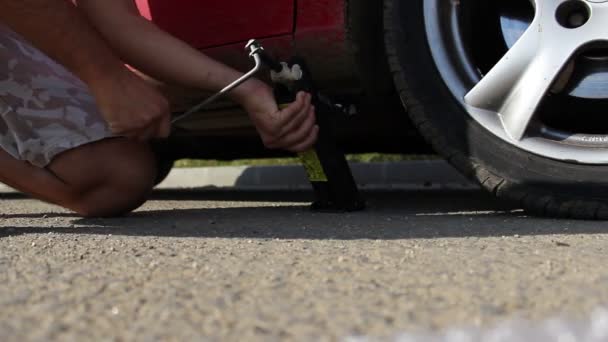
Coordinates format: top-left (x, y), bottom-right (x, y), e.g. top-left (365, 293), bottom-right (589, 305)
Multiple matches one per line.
top-left (135, 0), bottom-right (295, 49)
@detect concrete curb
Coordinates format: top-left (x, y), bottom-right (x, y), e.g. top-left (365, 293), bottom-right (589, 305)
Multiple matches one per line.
top-left (0, 161), bottom-right (478, 193)
top-left (156, 160), bottom-right (478, 191)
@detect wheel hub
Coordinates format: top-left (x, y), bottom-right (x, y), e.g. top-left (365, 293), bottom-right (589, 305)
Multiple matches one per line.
top-left (500, 0), bottom-right (608, 99)
top-left (424, 0), bottom-right (608, 164)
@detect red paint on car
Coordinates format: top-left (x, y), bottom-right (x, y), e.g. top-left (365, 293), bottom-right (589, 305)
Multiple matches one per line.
top-left (296, 0), bottom-right (345, 32)
top-left (134, 0), bottom-right (295, 49)
top-left (295, 0), bottom-right (355, 91)
top-left (134, 0), bottom-right (357, 94)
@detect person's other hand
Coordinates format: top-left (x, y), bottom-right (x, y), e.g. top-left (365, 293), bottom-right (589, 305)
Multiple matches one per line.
top-left (88, 68), bottom-right (171, 141)
top-left (240, 82), bottom-right (318, 152)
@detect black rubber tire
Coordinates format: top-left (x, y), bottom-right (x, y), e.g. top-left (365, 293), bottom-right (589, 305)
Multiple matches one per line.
top-left (384, 0), bottom-right (608, 219)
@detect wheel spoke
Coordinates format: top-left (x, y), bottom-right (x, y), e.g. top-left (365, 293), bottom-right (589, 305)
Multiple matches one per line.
top-left (465, 1), bottom-right (586, 141)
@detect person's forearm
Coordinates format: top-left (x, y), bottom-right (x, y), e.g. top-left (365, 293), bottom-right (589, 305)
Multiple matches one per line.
top-left (0, 0), bottom-right (127, 85)
top-left (76, 0), bottom-right (261, 104)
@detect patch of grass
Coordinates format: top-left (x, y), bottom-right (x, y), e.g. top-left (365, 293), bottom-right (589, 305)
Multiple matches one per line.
top-left (174, 158), bottom-right (300, 168)
top-left (174, 153), bottom-right (439, 168)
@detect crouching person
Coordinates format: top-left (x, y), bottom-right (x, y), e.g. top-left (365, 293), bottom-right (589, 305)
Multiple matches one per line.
top-left (0, 0), bottom-right (317, 217)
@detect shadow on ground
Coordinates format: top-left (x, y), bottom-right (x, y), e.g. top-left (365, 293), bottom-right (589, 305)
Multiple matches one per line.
top-left (0, 190), bottom-right (605, 240)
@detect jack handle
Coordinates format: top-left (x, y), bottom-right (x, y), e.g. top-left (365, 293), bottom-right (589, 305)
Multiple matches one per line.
top-left (171, 40), bottom-right (266, 124)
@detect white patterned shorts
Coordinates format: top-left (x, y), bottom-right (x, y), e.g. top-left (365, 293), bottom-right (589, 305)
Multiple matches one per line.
top-left (0, 24), bottom-right (113, 167)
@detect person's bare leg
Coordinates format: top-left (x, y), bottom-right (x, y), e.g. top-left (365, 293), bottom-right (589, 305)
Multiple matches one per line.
top-left (0, 138), bottom-right (157, 217)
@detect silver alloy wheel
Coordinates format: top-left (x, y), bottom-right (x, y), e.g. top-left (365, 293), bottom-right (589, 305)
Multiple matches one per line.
top-left (424, 0), bottom-right (608, 164)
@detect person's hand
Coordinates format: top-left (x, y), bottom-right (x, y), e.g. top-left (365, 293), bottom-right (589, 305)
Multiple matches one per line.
top-left (88, 68), bottom-right (171, 141)
top-left (238, 81), bottom-right (319, 152)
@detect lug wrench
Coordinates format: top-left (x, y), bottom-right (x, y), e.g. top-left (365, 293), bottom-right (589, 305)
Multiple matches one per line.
top-left (171, 41), bottom-right (265, 125)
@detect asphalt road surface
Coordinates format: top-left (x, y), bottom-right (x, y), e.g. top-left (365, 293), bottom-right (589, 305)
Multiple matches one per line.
top-left (1, 189), bottom-right (608, 341)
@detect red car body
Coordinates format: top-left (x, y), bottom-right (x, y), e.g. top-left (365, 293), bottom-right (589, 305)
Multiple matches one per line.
top-left (135, 0), bottom-right (356, 91)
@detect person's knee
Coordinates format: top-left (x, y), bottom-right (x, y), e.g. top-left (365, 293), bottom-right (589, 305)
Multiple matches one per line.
top-left (66, 139), bottom-right (157, 217)
top-left (73, 180), bottom-right (152, 218)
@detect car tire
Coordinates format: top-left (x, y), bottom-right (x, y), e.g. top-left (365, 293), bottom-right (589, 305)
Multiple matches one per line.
top-left (383, 0), bottom-right (608, 219)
